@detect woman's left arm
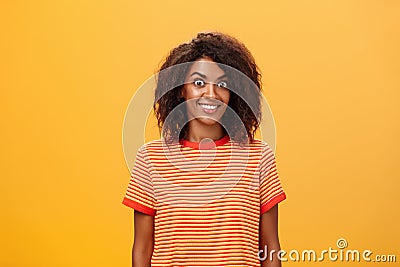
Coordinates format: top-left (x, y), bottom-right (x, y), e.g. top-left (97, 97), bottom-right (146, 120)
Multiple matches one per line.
top-left (259, 204), bottom-right (282, 267)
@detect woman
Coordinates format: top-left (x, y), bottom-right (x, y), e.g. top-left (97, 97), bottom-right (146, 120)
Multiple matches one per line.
top-left (122, 31), bottom-right (286, 266)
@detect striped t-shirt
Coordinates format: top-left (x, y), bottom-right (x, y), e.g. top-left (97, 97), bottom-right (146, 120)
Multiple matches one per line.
top-left (122, 134), bottom-right (286, 266)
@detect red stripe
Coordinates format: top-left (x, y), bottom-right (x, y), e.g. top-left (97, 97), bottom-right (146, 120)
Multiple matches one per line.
top-left (260, 192), bottom-right (287, 214)
top-left (122, 197), bottom-right (156, 216)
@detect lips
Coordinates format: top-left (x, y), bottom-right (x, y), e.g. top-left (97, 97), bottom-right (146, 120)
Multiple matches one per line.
top-left (198, 102), bottom-right (220, 114)
top-left (199, 103), bottom-right (218, 110)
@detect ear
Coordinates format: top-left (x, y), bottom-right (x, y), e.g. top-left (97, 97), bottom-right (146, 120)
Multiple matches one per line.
top-left (179, 87), bottom-right (185, 99)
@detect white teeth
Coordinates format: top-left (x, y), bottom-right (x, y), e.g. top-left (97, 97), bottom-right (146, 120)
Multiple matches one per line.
top-left (199, 104), bottom-right (218, 110)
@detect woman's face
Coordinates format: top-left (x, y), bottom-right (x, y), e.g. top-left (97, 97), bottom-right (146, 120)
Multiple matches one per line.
top-left (181, 57), bottom-right (230, 127)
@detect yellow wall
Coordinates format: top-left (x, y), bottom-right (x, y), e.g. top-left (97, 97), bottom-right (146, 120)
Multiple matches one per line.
top-left (1, 1), bottom-right (399, 266)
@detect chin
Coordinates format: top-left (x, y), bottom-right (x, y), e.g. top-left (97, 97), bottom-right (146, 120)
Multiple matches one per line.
top-left (196, 116), bottom-right (222, 126)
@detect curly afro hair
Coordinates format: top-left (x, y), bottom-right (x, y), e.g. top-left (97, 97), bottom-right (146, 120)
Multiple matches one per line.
top-left (153, 31), bottom-right (263, 145)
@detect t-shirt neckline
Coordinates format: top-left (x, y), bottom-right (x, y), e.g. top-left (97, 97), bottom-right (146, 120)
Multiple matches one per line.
top-left (179, 134), bottom-right (230, 149)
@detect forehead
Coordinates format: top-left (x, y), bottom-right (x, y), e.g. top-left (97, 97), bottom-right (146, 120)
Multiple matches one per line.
top-left (185, 58), bottom-right (225, 79)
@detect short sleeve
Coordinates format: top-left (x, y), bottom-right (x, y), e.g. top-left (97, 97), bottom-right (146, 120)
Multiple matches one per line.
top-left (122, 145), bottom-right (156, 216)
top-left (259, 142), bottom-right (287, 214)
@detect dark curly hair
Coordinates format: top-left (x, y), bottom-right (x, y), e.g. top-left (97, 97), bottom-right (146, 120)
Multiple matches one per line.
top-left (153, 31), bottom-right (262, 145)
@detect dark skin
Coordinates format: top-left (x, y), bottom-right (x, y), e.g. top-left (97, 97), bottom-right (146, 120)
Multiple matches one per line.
top-left (132, 57), bottom-right (282, 266)
top-left (132, 210), bottom-right (154, 267)
top-left (260, 204), bottom-right (282, 267)
top-left (180, 57), bottom-right (230, 143)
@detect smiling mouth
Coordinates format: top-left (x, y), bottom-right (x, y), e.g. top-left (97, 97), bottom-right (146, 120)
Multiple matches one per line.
top-left (198, 103), bottom-right (220, 114)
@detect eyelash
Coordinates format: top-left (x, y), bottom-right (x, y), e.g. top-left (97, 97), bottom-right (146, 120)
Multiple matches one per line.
top-left (193, 79), bottom-right (228, 88)
top-left (194, 79), bottom-right (205, 87)
top-left (217, 81), bottom-right (228, 88)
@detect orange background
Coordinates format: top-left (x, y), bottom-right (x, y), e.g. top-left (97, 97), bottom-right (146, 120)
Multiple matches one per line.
top-left (1, 1), bottom-right (399, 266)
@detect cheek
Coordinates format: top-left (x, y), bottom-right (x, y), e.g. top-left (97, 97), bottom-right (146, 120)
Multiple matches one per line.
top-left (182, 87), bottom-right (200, 100)
top-left (222, 90), bottom-right (231, 104)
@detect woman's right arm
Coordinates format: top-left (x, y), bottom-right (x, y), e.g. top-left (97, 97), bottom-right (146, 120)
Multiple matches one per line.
top-left (132, 210), bottom-right (154, 267)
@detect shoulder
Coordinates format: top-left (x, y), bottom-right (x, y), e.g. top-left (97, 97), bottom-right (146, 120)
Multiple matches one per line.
top-left (246, 139), bottom-right (276, 160)
top-left (139, 138), bottom-right (180, 153)
top-left (228, 139), bottom-right (275, 159)
top-left (247, 138), bottom-right (273, 151)
top-left (140, 138), bottom-right (163, 149)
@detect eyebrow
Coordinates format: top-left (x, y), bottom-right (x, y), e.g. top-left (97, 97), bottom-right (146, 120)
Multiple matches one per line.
top-left (190, 72), bottom-right (227, 80)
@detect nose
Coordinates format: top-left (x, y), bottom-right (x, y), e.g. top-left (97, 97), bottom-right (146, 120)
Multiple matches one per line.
top-left (203, 82), bottom-right (217, 98)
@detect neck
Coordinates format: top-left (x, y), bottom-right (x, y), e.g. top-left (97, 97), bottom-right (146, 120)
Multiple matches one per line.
top-left (184, 120), bottom-right (226, 143)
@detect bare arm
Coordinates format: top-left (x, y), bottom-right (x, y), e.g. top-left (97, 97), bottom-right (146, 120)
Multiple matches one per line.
top-left (132, 210), bottom-right (154, 267)
top-left (259, 204), bottom-right (282, 267)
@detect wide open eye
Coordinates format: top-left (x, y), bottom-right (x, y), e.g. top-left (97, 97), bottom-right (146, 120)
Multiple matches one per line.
top-left (193, 79), bottom-right (205, 87)
top-left (217, 81), bottom-right (228, 88)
